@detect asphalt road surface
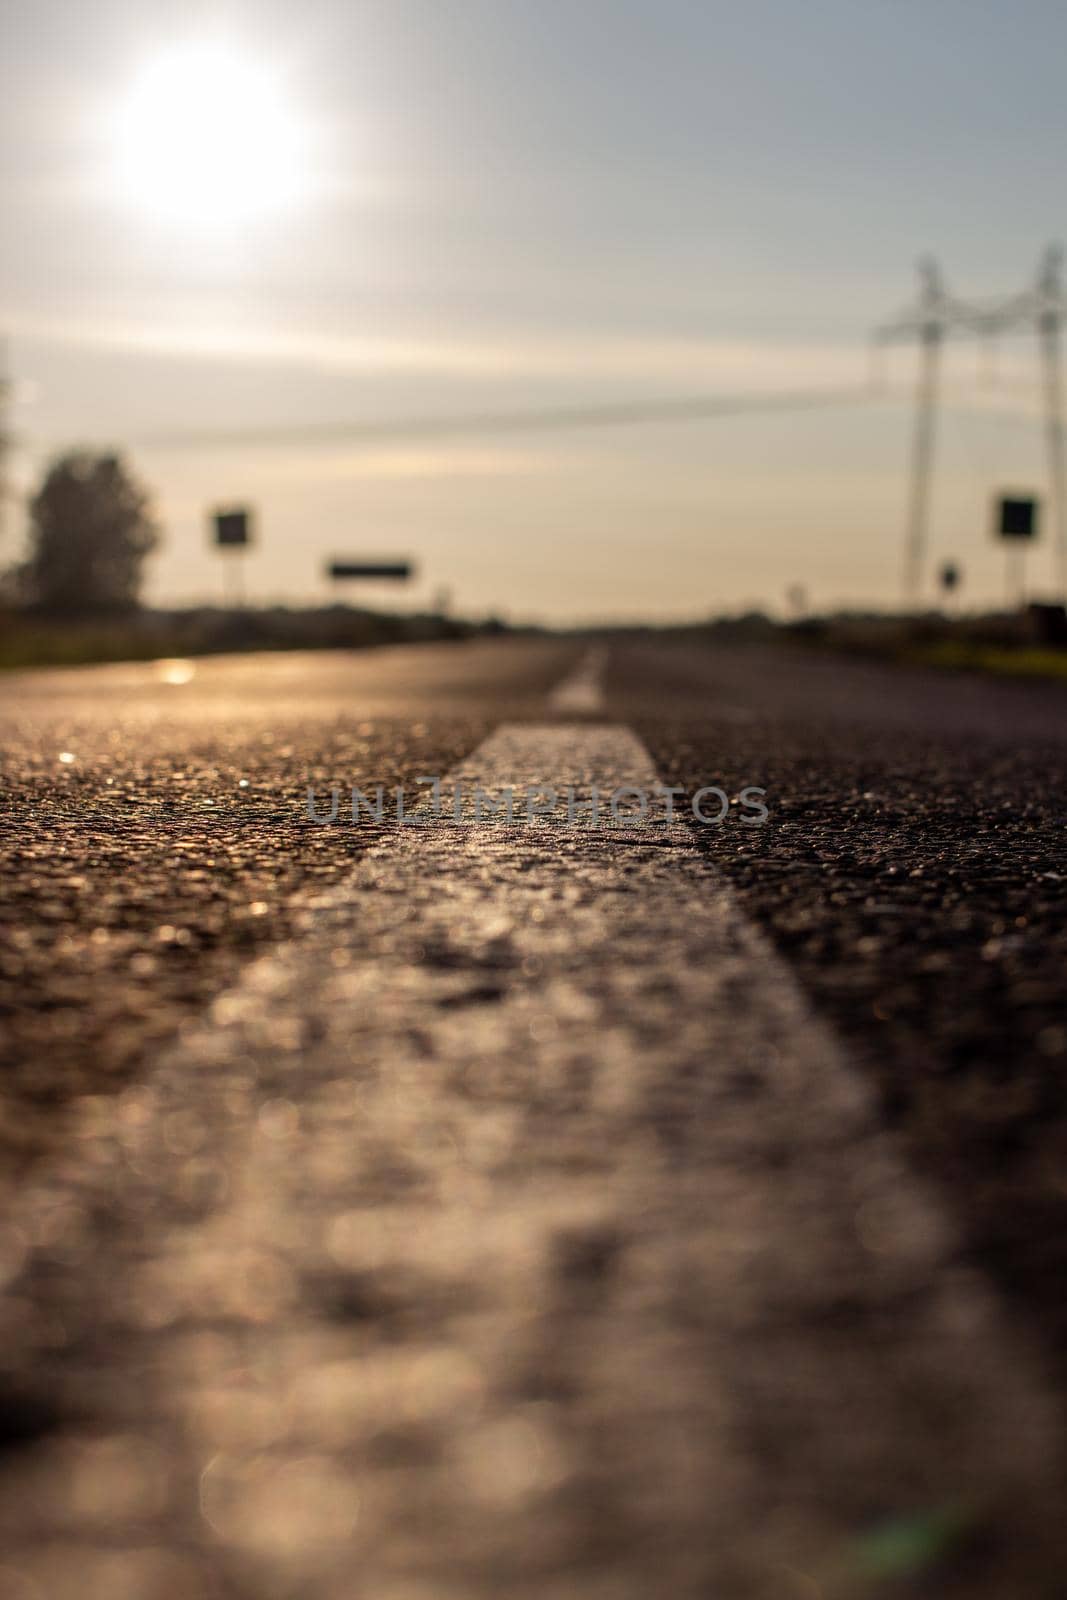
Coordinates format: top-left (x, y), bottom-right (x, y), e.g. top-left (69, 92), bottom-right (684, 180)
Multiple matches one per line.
top-left (0, 635), bottom-right (1066, 1598)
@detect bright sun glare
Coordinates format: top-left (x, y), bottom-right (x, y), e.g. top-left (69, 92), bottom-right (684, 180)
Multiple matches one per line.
top-left (112, 43), bottom-right (307, 226)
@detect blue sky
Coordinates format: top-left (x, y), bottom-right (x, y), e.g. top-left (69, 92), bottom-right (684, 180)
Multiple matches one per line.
top-left (3, 0), bottom-right (1065, 617)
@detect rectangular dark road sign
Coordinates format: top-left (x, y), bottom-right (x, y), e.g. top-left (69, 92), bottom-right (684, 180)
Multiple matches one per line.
top-left (327, 559), bottom-right (414, 580)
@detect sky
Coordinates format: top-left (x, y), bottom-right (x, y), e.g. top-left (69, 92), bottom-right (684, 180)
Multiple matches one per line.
top-left (3, 0), bottom-right (1067, 620)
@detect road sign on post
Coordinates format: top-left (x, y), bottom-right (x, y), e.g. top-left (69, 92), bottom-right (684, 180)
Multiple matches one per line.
top-left (210, 506), bottom-right (254, 608)
top-left (327, 559), bottom-right (414, 582)
top-left (994, 493), bottom-right (1039, 609)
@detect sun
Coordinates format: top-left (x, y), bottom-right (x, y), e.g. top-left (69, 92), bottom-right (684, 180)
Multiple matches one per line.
top-left (111, 43), bottom-right (308, 226)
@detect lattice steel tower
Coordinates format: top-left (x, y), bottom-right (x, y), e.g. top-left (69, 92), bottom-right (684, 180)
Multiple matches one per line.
top-left (877, 247), bottom-right (1067, 605)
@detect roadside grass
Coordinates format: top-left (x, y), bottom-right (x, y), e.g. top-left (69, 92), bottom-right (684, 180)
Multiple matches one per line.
top-left (0, 624), bottom-right (187, 671)
top-left (904, 641), bottom-right (1067, 680)
top-left (773, 615), bottom-right (1067, 683)
top-left (0, 607), bottom-right (481, 671)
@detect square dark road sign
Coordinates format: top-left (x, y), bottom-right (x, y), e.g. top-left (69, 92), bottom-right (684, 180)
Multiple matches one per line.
top-left (996, 495), bottom-right (1039, 541)
top-left (213, 508), bottom-right (252, 548)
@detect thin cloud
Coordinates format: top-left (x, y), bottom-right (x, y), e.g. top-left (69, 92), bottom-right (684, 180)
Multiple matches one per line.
top-left (12, 307), bottom-right (865, 386)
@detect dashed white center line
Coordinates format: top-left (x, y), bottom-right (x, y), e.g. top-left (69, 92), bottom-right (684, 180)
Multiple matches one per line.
top-left (0, 720), bottom-right (1060, 1597)
top-left (547, 644), bottom-right (607, 713)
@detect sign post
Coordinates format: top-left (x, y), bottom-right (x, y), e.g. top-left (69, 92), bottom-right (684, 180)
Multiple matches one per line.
top-left (211, 506), bottom-right (254, 608)
top-left (938, 561), bottom-right (961, 612)
top-left (994, 494), bottom-right (1039, 609)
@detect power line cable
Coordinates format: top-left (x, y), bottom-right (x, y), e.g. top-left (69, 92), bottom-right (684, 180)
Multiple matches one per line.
top-left (126, 382), bottom-right (880, 452)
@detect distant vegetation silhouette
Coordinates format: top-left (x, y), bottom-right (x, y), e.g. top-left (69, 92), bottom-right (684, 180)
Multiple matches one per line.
top-left (19, 451), bottom-right (159, 613)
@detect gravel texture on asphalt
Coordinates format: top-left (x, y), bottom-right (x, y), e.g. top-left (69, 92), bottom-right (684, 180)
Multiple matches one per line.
top-left (619, 639), bottom-right (1067, 1379)
top-left (0, 640), bottom-right (576, 1177)
top-left (0, 722), bottom-right (1061, 1599)
top-left (1, 634), bottom-right (1066, 1596)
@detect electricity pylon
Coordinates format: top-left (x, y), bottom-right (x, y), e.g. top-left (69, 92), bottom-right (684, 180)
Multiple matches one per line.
top-left (1037, 252), bottom-right (1067, 600)
top-left (976, 245), bottom-right (1067, 602)
top-left (0, 338), bottom-right (9, 553)
top-left (876, 258), bottom-right (982, 607)
top-left (877, 247), bottom-right (1067, 607)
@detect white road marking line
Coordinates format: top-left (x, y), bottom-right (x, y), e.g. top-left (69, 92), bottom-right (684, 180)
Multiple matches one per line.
top-left (0, 723), bottom-right (1061, 1597)
top-left (547, 643), bottom-right (607, 712)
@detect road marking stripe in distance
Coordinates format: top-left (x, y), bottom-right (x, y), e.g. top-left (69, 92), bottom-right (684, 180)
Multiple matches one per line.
top-left (547, 644), bottom-right (607, 713)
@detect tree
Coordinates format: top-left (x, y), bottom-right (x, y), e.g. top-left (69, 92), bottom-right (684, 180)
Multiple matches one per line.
top-left (23, 451), bottom-right (160, 612)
